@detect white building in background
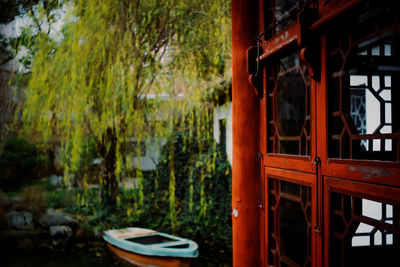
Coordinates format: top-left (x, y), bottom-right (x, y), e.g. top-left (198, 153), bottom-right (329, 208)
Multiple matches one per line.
top-left (127, 137), bottom-right (166, 171)
top-left (213, 102), bottom-right (232, 165)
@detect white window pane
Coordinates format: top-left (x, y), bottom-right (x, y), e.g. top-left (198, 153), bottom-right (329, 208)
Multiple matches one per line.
top-left (372, 76), bottom-right (380, 91)
top-left (352, 236), bottom-right (370, 247)
top-left (373, 139), bottom-right (381, 151)
top-left (380, 89), bottom-right (391, 101)
top-left (366, 90), bottom-right (380, 134)
top-left (362, 199), bottom-right (382, 220)
top-left (384, 44), bottom-right (391, 56)
top-left (387, 234), bottom-right (393, 245)
top-left (372, 46), bottom-right (380, 56)
top-left (374, 231), bottom-right (382, 245)
top-left (356, 222), bottom-right (374, 233)
top-left (350, 75), bottom-right (368, 86)
top-left (386, 205), bottom-right (393, 217)
top-left (380, 125), bottom-right (392, 134)
top-left (384, 76), bottom-right (391, 87)
top-left (358, 49), bottom-right (368, 55)
top-left (385, 103), bottom-right (392, 123)
top-left (385, 139), bottom-right (392, 151)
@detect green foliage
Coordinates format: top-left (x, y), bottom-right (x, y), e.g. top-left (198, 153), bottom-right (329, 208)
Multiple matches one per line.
top-left (55, 128), bottom-right (232, 250)
top-left (0, 137), bottom-right (49, 186)
top-left (17, 0), bottom-right (231, 206)
top-left (59, 187), bottom-right (142, 231)
top-left (47, 187), bottom-right (75, 209)
top-left (142, 130), bottom-right (232, 249)
top-left (11, 0), bottom-right (232, 257)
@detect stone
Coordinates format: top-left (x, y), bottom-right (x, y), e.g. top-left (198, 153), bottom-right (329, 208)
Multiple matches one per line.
top-left (50, 225), bottom-right (73, 246)
top-left (6, 211), bottom-right (34, 230)
top-left (39, 210), bottom-right (78, 227)
top-left (50, 225), bottom-right (72, 238)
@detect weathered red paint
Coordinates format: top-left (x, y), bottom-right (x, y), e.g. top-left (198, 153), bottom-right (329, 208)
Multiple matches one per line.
top-left (235, 0), bottom-right (400, 266)
top-left (232, 0), bottom-right (261, 266)
top-left (259, 24), bottom-right (299, 61)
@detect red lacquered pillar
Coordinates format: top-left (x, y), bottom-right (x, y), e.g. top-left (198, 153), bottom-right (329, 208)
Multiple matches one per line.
top-left (231, 0), bottom-right (260, 266)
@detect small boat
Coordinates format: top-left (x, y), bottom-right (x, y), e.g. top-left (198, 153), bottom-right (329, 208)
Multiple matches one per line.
top-left (103, 227), bottom-right (199, 267)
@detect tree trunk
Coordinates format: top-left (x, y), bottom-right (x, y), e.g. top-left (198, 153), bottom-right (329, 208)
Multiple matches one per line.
top-left (99, 127), bottom-right (118, 206)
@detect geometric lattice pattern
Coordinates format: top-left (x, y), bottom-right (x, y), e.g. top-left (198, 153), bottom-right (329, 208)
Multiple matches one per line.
top-left (267, 51), bottom-right (310, 155)
top-left (350, 89), bottom-right (367, 149)
top-left (268, 179), bottom-right (312, 267)
top-left (264, 0), bottom-right (309, 38)
top-left (330, 192), bottom-right (400, 267)
top-left (327, 2), bottom-right (400, 161)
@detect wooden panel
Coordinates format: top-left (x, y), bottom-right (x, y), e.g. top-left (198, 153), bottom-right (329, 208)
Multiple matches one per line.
top-left (265, 167), bottom-right (317, 267)
top-left (322, 160), bottom-right (400, 187)
top-left (323, 177), bottom-right (400, 267)
top-left (312, 0), bottom-right (365, 30)
top-left (318, 0), bottom-right (400, 186)
top-left (259, 24), bottom-right (299, 61)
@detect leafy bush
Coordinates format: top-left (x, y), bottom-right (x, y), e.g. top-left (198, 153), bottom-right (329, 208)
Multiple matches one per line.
top-left (55, 130), bottom-right (232, 259)
top-left (142, 131), bottom-right (232, 250)
top-left (47, 189), bottom-right (76, 209)
top-left (0, 137), bottom-right (50, 189)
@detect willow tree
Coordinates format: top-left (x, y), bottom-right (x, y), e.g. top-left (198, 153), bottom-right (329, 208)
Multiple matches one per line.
top-left (20, 0), bottom-right (231, 208)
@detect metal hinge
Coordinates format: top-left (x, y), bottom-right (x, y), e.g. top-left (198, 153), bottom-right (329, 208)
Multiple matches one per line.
top-left (257, 152), bottom-right (263, 209)
top-left (313, 156), bottom-right (321, 234)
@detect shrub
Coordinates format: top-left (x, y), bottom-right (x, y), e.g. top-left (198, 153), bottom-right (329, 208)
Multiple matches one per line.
top-left (0, 137), bottom-right (50, 190)
top-left (47, 189), bottom-right (76, 209)
top-left (142, 131), bottom-right (232, 250)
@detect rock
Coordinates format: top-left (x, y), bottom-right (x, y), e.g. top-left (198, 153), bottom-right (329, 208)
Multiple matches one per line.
top-left (50, 225), bottom-right (73, 246)
top-left (50, 225), bottom-right (72, 238)
top-left (48, 174), bottom-right (63, 186)
top-left (6, 211), bottom-right (34, 230)
top-left (39, 210), bottom-right (78, 227)
top-left (2, 196), bottom-right (24, 211)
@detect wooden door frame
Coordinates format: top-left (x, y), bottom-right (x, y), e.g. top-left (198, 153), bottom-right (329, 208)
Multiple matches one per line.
top-left (323, 176), bottom-right (400, 266)
top-left (264, 167), bottom-right (318, 267)
top-left (234, 0), bottom-right (400, 266)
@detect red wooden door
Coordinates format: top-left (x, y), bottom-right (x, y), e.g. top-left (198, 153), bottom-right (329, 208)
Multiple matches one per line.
top-left (318, 1), bottom-right (400, 266)
top-left (253, 0), bottom-right (400, 266)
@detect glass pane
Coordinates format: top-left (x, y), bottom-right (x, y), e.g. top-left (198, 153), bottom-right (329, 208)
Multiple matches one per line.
top-left (269, 179), bottom-right (312, 267)
top-left (267, 50), bottom-right (310, 155)
top-left (330, 191), bottom-right (400, 267)
top-left (277, 54), bottom-right (306, 137)
top-left (327, 2), bottom-right (399, 161)
top-left (275, 0), bottom-right (306, 31)
top-left (264, 0), bottom-right (311, 41)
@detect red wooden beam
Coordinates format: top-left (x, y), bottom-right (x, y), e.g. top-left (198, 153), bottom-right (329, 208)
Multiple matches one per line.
top-left (259, 23), bottom-right (299, 61)
top-left (232, 0), bottom-right (261, 266)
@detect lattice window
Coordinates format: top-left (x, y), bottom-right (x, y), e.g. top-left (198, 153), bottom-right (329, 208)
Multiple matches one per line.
top-left (268, 179), bottom-right (312, 267)
top-left (327, 2), bottom-right (400, 161)
top-left (330, 192), bottom-right (400, 267)
top-left (267, 51), bottom-right (311, 155)
top-left (264, 0), bottom-right (311, 36)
